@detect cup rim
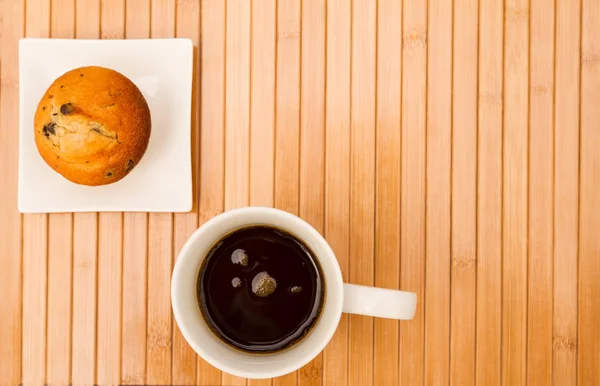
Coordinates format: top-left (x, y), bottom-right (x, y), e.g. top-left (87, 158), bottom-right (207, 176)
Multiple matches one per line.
top-left (171, 206), bottom-right (344, 379)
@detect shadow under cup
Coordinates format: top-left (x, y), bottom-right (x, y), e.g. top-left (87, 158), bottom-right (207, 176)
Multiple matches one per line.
top-left (171, 207), bottom-right (344, 379)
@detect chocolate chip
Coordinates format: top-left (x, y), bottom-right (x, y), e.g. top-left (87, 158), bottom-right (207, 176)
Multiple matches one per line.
top-left (48, 94), bottom-right (53, 99)
top-left (43, 122), bottom-right (56, 135)
top-left (60, 103), bottom-right (74, 115)
top-left (42, 106), bottom-right (46, 110)
top-left (126, 159), bottom-right (134, 172)
top-left (60, 85), bottom-right (64, 89)
top-left (86, 161), bottom-right (89, 163)
top-left (52, 113), bottom-right (58, 116)
top-left (106, 171), bottom-right (113, 177)
top-left (42, 127), bottom-right (49, 137)
top-left (80, 74), bottom-right (84, 77)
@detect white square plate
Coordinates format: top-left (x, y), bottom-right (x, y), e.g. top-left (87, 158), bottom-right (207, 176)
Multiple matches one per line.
top-left (18, 38), bottom-right (193, 213)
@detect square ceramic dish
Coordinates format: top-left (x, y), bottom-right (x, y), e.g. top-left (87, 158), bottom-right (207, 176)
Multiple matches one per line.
top-left (18, 38), bottom-right (193, 213)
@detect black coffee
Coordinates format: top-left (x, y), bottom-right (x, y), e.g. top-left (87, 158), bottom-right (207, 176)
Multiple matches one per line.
top-left (196, 225), bottom-right (325, 353)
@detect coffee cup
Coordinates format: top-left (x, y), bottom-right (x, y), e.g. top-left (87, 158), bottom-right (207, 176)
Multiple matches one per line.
top-left (171, 206), bottom-right (416, 379)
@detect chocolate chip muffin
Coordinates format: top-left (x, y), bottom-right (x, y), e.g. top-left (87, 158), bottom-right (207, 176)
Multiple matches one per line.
top-left (34, 66), bottom-right (151, 186)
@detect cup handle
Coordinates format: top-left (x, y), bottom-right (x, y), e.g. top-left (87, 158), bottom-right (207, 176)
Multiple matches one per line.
top-left (342, 283), bottom-right (417, 320)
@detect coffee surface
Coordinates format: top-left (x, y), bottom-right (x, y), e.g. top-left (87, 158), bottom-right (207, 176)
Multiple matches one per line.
top-left (197, 225), bottom-right (324, 353)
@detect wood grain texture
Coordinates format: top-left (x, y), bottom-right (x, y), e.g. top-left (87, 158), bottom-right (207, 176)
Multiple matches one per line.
top-left (22, 213), bottom-right (47, 386)
top-left (579, 0), bottom-right (600, 383)
top-left (554, 0), bottom-right (581, 384)
top-left (71, 210), bottom-right (98, 385)
top-left (400, 0), bottom-right (427, 385)
top-left (374, 0), bottom-right (401, 385)
top-left (3, 1), bottom-right (600, 385)
top-left (424, 0), bottom-right (452, 384)
top-left (249, 0), bottom-right (275, 209)
top-left (502, 0), bottom-right (529, 384)
top-left (0, 0), bottom-right (23, 382)
top-left (96, 212), bottom-right (123, 385)
top-left (476, 0), bottom-right (503, 385)
top-left (451, 0), bottom-right (478, 385)
top-left (527, 0), bottom-right (554, 385)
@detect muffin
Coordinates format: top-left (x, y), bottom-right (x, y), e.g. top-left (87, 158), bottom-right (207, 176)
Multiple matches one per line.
top-left (34, 66), bottom-right (151, 186)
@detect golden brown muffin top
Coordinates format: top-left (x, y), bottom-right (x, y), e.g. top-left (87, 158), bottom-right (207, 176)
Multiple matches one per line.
top-left (34, 66), bottom-right (151, 185)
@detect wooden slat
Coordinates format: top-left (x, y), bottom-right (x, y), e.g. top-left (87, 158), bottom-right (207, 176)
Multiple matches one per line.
top-left (146, 213), bottom-right (173, 385)
top-left (71, 212), bottom-right (98, 385)
top-left (502, 0), bottom-right (529, 384)
top-left (21, 1), bottom-right (50, 385)
top-left (97, 1), bottom-right (124, 384)
top-left (224, 0), bottom-right (250, 215)
top-left (198, 0), bottom-right (226, 383)
top-left (373, 0), bottom-right (401, 384)
top-left (476, 0), bottom-right (503, 384)
top-left (348, 1), bottom-right (376, 386)
top-left (273, 0), bottom-right (300, 216)
top-left (399, 0), bottom-right (427, 384)
top-left (322, 1), bottom-right (351, 384)
top-left (121, 212), bottom-right (148, 385)
top-left (76, 0), bottom-right (99, 38)
top-left (222, 0), bottom-right (251, 385)
top-left (298, 1), bottom-right (326, 384)
top-left (146, 1), bottom-right (175, 384)
top-left (527, 0), bottom-right (555, 385)
top-left (272, 0), bottom-right (301, 385)
top-left (46, 213), bottom-right (73, 385)
top-left (579, 0), bottom-right (600, 383)
top-left (96, 213), bottom-right (123, 384)
top-left (121, 1), bottom-right (149, 384)
top-left (0, 9), bottom-right (25, 385)
top-left (0, 0), bottom-right (23, 380)
top-left (172, 0), bottom-right (200, 384)
top-left (425, 0), bottom-right (452, 384)
top-left (553, 0), bottom-right (580, 384)
top-left (22, 214), bottom-right (48, 385)
top-left (450, 0), bottom-right (478, 384)
top-left (0, 0), bottom-right (23, 371)
top-left (249, 0), bottom-right (275, 209)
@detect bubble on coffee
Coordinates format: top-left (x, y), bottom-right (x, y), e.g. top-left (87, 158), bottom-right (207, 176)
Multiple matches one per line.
top-left (290, 285), bottom-right (302, 294)
top-left (252, 271), bottom-right (277, 297)
top-left (231, 248), bottom-right (248, 266)
top-left (231, 277), bottom-right (243, 288)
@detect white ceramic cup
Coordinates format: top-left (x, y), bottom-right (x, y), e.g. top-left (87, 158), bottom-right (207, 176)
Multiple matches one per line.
top-left (171, 207), bottom-right (417, 379)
